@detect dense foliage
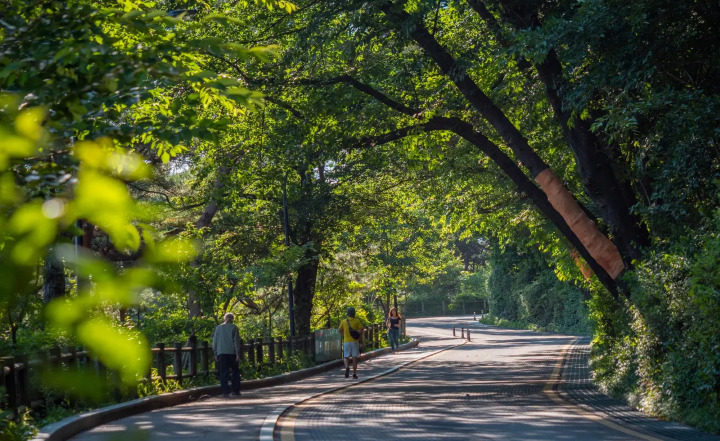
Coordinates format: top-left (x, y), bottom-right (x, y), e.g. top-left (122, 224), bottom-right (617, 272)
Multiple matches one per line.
top-left (1, 0), bottom-right (719, 436)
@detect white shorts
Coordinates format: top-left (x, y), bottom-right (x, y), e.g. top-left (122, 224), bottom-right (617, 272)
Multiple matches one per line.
top-left (343, 342), bottom-right (360, 358)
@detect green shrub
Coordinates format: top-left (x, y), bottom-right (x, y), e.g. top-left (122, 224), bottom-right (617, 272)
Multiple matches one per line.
top-left (0, 410), bottom-right (37, 441)
top-left (589, 229), bottom-right (720, 433)
top-left (485, 245), bottom-right (592, 335)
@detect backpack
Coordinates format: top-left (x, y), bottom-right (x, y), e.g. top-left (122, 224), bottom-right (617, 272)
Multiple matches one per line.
top-left (346, 319), bottom-right (361, 340)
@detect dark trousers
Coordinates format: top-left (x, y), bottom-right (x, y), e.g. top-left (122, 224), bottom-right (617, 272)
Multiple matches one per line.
top-left (388, 328), bottom-right (400, 351)
top-left (218, 354), bottom-right (241, 395)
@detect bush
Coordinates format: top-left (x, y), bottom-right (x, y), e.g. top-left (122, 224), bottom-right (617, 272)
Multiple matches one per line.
top-left (589, 230), bottom-right (720, 433)
top-left (486, 245), bottom-right (592, 335)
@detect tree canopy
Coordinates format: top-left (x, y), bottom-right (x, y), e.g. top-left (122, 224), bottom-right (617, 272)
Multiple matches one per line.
top-left (2, 0), bottom-right (720, 435)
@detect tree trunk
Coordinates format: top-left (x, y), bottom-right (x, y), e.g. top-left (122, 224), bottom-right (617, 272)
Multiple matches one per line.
top-left (382, 4), bottom-right (626, 283)
top-left (294, 254), bottom-right (320, 336)
top-left (43, 252), bottom-right (66, 304)
top-left (10, 323), bottom-right (17, 349)
top-left (439, 117), bottom-right (621, 296)
top-left (466, 1), bottom-right (650, 262)
top-left (534, 50), bottom-right (650, 261)
top-left (188, 152), bottom-right (236, 319)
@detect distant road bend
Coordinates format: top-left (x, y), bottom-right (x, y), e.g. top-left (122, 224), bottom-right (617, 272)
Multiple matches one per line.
top-left (74, 317), bottom-right (719, 441)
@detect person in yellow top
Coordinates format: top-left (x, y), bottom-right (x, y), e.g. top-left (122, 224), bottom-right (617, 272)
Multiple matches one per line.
top-left (338, 307), bottom-right (364, 379)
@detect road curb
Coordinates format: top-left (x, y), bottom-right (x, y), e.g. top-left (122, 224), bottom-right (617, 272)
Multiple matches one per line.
top-left (543, 339), bottom-right (665, 441)
top-left (32, 339), bottom-right (419, 441)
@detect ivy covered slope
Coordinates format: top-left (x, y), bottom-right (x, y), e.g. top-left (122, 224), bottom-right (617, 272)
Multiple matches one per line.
top-left (1, 0), bottom-right (720, 436)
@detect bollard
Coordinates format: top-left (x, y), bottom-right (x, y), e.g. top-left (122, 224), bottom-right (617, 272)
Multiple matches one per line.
top-left (453, 326), bottom-right (456, 337)
top-left (474, 311), bottom-right (476, 320)
top-left (461, 327), bottom-right (465, 339)
top-left (467, 329), bottom-right (471, 342)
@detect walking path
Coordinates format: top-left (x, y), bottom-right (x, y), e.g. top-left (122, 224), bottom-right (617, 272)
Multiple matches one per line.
top-left (72, 316), bottom-right (719, 441)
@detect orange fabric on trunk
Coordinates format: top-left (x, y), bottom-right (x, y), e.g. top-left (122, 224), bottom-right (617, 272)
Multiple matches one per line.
top-left (536, 169), bottom-right (625, 279)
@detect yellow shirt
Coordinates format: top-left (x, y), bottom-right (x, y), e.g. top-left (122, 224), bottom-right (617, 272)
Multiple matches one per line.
top-left (339, 317), bottom-right (363, 343)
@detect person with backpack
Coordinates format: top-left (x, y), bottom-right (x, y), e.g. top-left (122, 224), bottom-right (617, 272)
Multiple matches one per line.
top-left (386, 307), bottom-right (401, 354)
top-left (212, 313), bottom-right (242, 397)
top-left (338, 307), bottom-right (364, 379)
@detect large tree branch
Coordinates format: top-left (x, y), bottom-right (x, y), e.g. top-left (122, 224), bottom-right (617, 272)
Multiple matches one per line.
top-left (377, 3), bottom-right (626, 291)
top-left (466, 1), bottom-right (649, 257)
top-left (342, 122), bottom-right (434, 151)
top-left (432, 116), bottom-right (619, 296)
top-left (380, 2), bottom-right (549, 177)
top-left (205, 53), bottom-right (307, 121)
top-left (318, 75), bottom-right (417, 116)
top-left (466, 0), bottom-right (506, 44)
top-left (264, 96), bottom-right (306, 120)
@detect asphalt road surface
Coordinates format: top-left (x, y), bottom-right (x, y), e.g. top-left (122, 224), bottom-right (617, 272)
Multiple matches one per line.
top-left (73, 316), bottom-right (718, 441)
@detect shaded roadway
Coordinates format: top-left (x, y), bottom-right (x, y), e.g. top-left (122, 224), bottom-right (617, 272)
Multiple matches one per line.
top-left (73, 316), bottom-right (718, 441)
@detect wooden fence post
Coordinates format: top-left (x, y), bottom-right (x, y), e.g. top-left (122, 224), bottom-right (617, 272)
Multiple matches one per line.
top-left (189, 336), bottom-right (197, 378)
top-left (68, 346), bottom-right (78, 372)
top-left (49, 346), bottom-right (61, 368)
top-left (173, 342), bottom-right (183, 385)
top-left (95, 358), bottom-right (107, 396)
top-left (310, 333), bottom-right (316, 362)
top-left (77, 346), bottom-right (87, 371)
top-left (268, 337), bottom-right (275, 365)
top-left (200, 341), bottom-right (209, 375)
top-left (368, 327), bottom-right (373, 352)
top-left (256, 337), bottom-right (263, 364)
top-left (247, 339), bottom-right (255, 365)
top-left (156, 343), bottom-right (166, 383)
top-left (145, 359), bottom-right (152, 386)
top-left (16, 355), bottom-right (30, 408)
top-left (276, 336), bottom-right (283, 362)
top-left (0, 357), bottom-right (5, 410)
top-left (237, 338), bottom-right (244, 363)
top-left (35, 350), bottom-right (47, 369)
top-left (111, 369), bottom-right (122, 402)
top-left (2, 357), bottom-right (18, 418)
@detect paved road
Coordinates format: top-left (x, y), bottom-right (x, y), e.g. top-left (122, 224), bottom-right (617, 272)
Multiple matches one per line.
top-left (73, 316), bottom-right (717, 441)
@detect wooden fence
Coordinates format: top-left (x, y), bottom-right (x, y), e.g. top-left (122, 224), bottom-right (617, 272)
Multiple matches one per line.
top-left (402, 300), bottom-right (487, 317)
top-left (0, 320), bottom-right (405, 419)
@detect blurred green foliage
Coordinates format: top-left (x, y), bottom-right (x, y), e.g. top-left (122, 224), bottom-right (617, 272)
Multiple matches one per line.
top-left (0, 0), bottom-right (276, 407)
